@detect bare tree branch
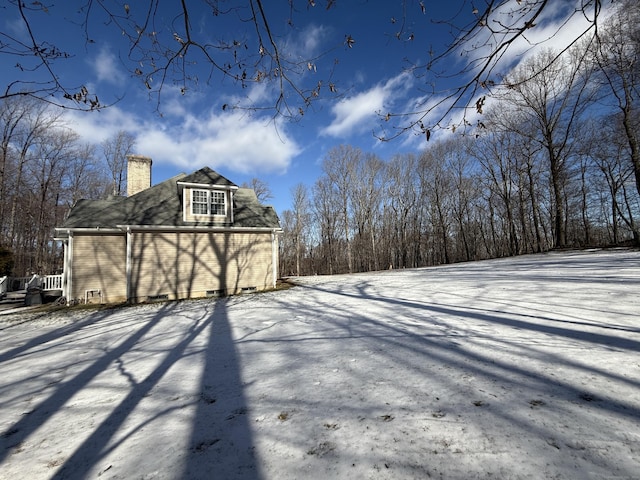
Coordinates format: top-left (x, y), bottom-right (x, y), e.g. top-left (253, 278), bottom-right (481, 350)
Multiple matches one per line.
top-left (1, 0), bottom-right (609, 132)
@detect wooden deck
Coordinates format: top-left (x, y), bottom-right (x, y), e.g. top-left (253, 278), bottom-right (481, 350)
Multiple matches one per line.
top-left (0, 274), bottom-right (64, 307)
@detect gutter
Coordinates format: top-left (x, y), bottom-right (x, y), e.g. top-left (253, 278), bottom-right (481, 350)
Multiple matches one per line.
top-left (115, 224), bottom-right (283, 234)
top-left (56, 225), bottom-right (282, 235)
top-left (54, 227), bottom-right (121, 236)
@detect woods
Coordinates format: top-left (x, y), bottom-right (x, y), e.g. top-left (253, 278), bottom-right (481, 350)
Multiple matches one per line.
top-left (279, 127), bottom-right (638, 276)
top-left (0, 98), bottom-right (117, 275)
top-left (279, 4), bottom-right (640, 276)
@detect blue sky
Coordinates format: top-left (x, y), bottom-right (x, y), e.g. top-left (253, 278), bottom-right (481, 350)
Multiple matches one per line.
top-left (1, 1), bottom-right (597, 215)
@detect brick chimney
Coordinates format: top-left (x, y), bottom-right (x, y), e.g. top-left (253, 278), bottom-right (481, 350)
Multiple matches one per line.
top-left (127, 155), bottom-right (152, 196)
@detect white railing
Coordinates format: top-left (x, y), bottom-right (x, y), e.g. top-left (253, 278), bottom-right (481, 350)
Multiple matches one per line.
top-left (0, 274), bottom-right (63, 293)
top-left (25, 274), bottom-right (40, 289)
top-left (42, 274), bottom-right (63, 291)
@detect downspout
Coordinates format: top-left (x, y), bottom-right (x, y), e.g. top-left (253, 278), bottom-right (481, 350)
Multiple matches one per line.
top-left (271, 230), bottom-right (279, 288)
top-left (62, 239), bottom-right (68, 299)
top-left (126, 227), bottom-right (132, 303)
top-left (66, 232), bottom-right (73, 305)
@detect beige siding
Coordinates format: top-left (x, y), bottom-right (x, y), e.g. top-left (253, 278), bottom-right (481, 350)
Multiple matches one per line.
top-left (129, 231), bottom-right (274, 302)
top-left (71, 234), bottom-right (127, 303)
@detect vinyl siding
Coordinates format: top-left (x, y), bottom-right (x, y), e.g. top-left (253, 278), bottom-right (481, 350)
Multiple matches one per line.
top-left (71, 234), bottom-right (127, 303)
top-left (129, 231), bottom-right (274, 302)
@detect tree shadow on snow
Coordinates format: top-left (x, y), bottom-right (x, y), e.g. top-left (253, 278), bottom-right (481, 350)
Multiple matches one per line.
top-left (0, 300), bottom-right (261, 479)
top-left (182, 298), bottom-right (262, 479)
top-left (242, 280), bottom-right (640, 477)
top-left (0, 306), bottom-right (174, 468)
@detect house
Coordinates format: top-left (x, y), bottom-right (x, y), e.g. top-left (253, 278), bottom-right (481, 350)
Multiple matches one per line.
top-left (54, 155), bottom-right (281, 304)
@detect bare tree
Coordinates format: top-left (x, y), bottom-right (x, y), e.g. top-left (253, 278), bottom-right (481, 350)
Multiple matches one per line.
top-left (63, 144), bottom-right (111, 206)
top-left (445, 138), bottom-right (480, 262)
top-left (498, 47), bottom-right (596, 248)
top-left (350, 153), bottom-right (385, 272)
top-left (376, 0), bottom-right (608, 138)
top-left (474, 125), bottom-right (522, 256)
top-left (582, 116), bottom-right (640, 245)
top-left (290, 183), bottom-right (311, 276)
top-left (385, 153), bottom-right (420, 268)
top-left (312, 176), bottom-right (339, 275)
top-left (3, 100), bottom-right (61, 252)
top-left (278, 209), bottom-right (295, 276)
top-left (241, 178), bottom-right (273, 203)
top-left (0, 2), bottom-right (101, 109)
top-left (321, 145), bottom-right (360, 273)
top-left (593, 0), bottom-right (640, 200)
top-left (0, 97), bottom-right (32, 242)
top-left (418, 148), bottom-right (454, 265)
top-left (0, 97), bottom-right (112, 274)
top-left (102, 131), bottom-right (136, 196)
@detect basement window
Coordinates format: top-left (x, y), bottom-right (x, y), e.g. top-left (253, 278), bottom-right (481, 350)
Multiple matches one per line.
top-left (241, 286), bottom-right (257, 293)
top-left (147, 294), bottom-right (169, 302)
top-left (206, 289), bottom-right (226, 297)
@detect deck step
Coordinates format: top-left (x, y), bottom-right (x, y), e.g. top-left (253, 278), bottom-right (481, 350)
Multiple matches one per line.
top-left (4, 291), bottom-right (26, 300)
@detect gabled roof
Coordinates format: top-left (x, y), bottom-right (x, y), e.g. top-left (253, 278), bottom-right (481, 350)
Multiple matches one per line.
top-left (59, 167), bottom-right (280, 231)
top-left (177, 167), bottom-right (237, 187)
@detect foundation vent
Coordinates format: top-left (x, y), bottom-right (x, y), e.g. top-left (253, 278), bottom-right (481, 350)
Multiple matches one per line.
top-left (206, 289), bottom-right (226, 297)
top-left (147, 294), bottom-right (169, 302)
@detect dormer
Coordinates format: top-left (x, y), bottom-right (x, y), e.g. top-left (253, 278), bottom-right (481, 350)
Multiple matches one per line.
top-left (177, 167), bottom-right (239, 224)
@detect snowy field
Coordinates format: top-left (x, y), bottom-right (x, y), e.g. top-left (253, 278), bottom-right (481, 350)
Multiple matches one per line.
top-left (1, 249), bottom-right (639, 479)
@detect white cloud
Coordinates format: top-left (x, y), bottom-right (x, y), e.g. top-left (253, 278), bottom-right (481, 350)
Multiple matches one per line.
top-left (320, 72), bottom-right (414, 138)
top-left (283, 23), bottom-right (330, 61)
top-left (90, 46), bottom-right (126, 85)
top-left (383, 1), bottom-right (609, 150)
top-left (458, 0), bottom-right (608, 79)
top-left (137, 111), bottom-right (299, 174)
top-left (64, 107), bottom-right (139, 143)
top-left (64, 105), bottom-right (299, 175)
top-left (299, 24), bottom-right (329, 57)
top-left (4, 15), bottom-right (27, 38)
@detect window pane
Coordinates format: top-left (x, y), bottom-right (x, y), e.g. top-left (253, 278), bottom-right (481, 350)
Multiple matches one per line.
top-left (192, 190), bottom-right (209, 214)
top-left (211, 191), bottom-right (225, 215)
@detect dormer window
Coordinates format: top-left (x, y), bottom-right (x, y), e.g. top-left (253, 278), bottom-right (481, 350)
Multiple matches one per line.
top-left (180, 179), bottom-right (236, 224)
top-left (191, 189), bottom-right (226, 216)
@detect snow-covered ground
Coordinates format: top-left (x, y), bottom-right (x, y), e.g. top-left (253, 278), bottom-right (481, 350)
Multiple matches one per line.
top-left (1, 249), bottom-right (639, 479)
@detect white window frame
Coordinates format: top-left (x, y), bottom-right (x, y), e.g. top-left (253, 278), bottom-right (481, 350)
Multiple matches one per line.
top-left (210, 190), bottom-right (226, 216)
top-left (191, 189), bottom-right (210, 215)
top-left (191, 189), bottom-right (226, 216)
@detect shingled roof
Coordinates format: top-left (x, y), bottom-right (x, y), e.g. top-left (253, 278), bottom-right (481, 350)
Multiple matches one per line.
top-left (177, 167), bottom-right (237, 187)
top-left (60, 167), bottom-right (280, 230)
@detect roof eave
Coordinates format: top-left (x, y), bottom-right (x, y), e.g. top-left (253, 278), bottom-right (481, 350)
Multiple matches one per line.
top-left (116, 224), bottom-right (281, 233)
top-left (177, 181), bottom-right (239, 190)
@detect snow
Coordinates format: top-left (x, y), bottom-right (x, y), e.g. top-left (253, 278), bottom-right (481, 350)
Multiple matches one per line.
top-left (1, 249), bottom-right (639, 479)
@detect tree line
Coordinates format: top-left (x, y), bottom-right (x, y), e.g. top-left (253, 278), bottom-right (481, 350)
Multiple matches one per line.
top-left (279, 4), bottom-right (640, 276)
top-left (0, 99), bottom-right (137, 276)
